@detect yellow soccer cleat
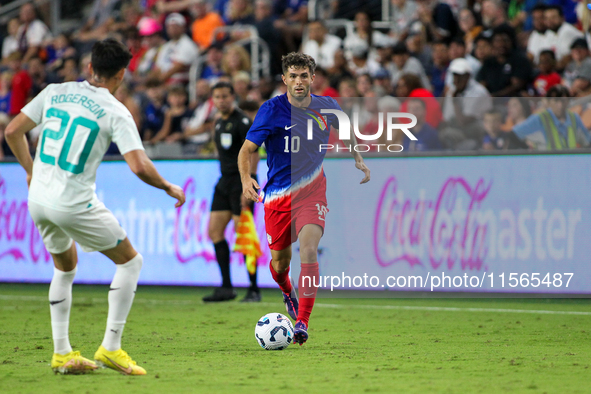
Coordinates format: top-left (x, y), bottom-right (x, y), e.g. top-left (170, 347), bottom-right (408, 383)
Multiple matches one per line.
top-left (94, 346), bottom-right (146, 375)
top-left (51, 351), bottom-right (98, 374)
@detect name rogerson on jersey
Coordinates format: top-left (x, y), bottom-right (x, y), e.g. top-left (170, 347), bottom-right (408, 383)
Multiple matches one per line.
top-left (50, 94), bottom-right (106, 119)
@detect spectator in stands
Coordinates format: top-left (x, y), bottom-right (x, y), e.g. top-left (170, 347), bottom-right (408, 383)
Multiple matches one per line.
top-left (564, 38), bottom-right (591, 88)
top-left (142, 78), bottom-right (167, 141)
top-left (73, 0), bottom-right (119, 43)
top-left (513, 86), bottom-right (590, 150)
top-left (569, 62), bottom-right (591, 98)
top-left (200, 42), bottom-right (225, 82)
top-left (135, 18), bottom-right (164, 82)
top-left (2, 18), bottom-right (20, 60)
top-left (183, 80), bottom-right (217, 154)
top-left (397, 73), bottom-right (442, 128)
top-left (151, 85), bottom-right (193, 144)
top-left (442, 58), bottom-right (492, 150)
top-left (344, 11), bottom-right (393, 62)
top-left (4, 52), bottom-right (31, 117)
top-left (390, 0), bottom-right (418, 40)
top-left (110, 2), bottom-right (143, 35)
top-left (191, 0), bottom-right (225, 50)
top-left (239, 99), bottom-right (261, 121)
top-left (311, 67), bottom-right (339, 98)
top-left (415, 0), bottom-right (458, 43)
top-left (533, 50), bottom-right (561, 96)
top-left (476, 27), bottom-right (532, 97)
top-left (373, 68), bottom-right (392, 96)
top-left (404, 98), bottom-right (442, 151)
top-left (481, 0), bottom-right (516, 42)
top-left (328, 50), bottom-right (354, 89)
top-left (226, 0), bottom-right (255, 25)
top-left (356, 74), bottom-right (374, 97)
top-left (429, 41), bottom-right (449, 97)
top-left (114, 82), bottom-right (142, 130)
top-left (232, 70), bottom-right (251, 102)
top-left (445, 37), bottom-right (481, 89)
top-left (28, 56), bottom-right (57, 96)
top-left (526, 4), bottom-right (547, 64)
top-left (542, 5), bottom-right (583, 69)
top-left (16, 2), bottom-right (51, 63)
top-left (482, 110), bottom-right (507, 150)
top-left (375, 42), bottom-right (394, 73)
top-left (348, 41), bottom-right (381, 77)
top-left (389, 42), bottom-right (431, 91)
top-left (0, 71), bottom-right (12, 114)
top-left (154, 13), bottom-right (199, 85)
top-left (406, 29), bottom-right (432, 73)
top-left (124, 27), bottom-right (146, 75)
top-left (473, 33), bottom-right (493, 65)
top-left (458, 8), bottom-right (482, 54)
top-left (302, 20), bottom-right (342, 70)
top-left (46, 33), bottom-right (77, 73)
top-left (57, 57), bottom-right (80, 82)
top-left (221, 44), bottom-right (251, 79)
top-left (501, 97), bottom-right (531, 131)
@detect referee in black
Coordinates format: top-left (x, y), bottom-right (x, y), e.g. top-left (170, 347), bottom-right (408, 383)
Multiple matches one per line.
top-left (203, 81), bottom-right (261, 302)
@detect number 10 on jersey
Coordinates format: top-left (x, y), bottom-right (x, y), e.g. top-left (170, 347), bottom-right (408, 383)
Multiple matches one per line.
top-left (283, 136), bottom-right (300, 153)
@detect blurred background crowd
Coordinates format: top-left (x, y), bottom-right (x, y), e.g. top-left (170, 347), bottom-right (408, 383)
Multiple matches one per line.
top-left (1, 0), bottom-right (591, 158)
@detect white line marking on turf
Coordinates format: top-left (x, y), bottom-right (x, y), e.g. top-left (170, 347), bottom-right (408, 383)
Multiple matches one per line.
top-left (1, 294), bottom-right (590, 316)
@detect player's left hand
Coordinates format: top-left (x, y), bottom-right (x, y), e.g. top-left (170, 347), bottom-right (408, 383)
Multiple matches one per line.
top-left (356, 161), bottom-right (370, 184)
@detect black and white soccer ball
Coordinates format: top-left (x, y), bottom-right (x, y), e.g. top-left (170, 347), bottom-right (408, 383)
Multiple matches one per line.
top-left (254, 313), bottom-right (294, 350)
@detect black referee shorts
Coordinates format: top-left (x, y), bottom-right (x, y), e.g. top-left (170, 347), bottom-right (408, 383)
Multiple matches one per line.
top-left (211, 174), bottom-right (257, 216)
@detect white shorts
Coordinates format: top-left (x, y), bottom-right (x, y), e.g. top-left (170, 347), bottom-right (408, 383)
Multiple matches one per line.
top-left (28, 201), bottom-right (127, 254)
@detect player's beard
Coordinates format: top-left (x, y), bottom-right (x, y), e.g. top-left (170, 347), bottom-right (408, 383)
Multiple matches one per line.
top-left (290, 85), bottom-right (309, 100)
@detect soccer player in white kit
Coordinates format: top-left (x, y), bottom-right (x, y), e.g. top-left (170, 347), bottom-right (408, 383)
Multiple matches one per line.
top-left (5, 39), bottom-right (186, 375)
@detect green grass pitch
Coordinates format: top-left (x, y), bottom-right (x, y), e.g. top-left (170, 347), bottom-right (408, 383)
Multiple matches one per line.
top-left (1, 284), bottom-right (590, 393)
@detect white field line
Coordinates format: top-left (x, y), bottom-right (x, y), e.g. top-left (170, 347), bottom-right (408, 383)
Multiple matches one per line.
top-left (1, 294), bottom-right (590, 316)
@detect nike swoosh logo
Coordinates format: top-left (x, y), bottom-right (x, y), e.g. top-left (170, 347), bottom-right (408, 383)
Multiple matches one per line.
top-left (109, 288), bottom-right (120, 291)
top-left (105, 355), bottom-right (133, 375)
top-left (285, 124), bottom-right (297, 130)
top-left (303, 292), bottom-right (314, 297)
top-left (49, 298), bottom-right (66, 305)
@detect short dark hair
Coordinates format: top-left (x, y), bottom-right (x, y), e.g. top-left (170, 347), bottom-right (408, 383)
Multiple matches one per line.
top-left (450, 37), bottom-right (466, 47)
top-left (91, 38), bottom-right (132, 79)
top-left (315, 66), bottom-right (328, 77)
top-left (532, 4), bottom-right (547, 13)
top-left (238, 99), bottom-right (260, 113)
top-left (211, 81), bottom-right (235, 95)
top-left (391, 42), bottom-right (409, 55)
top-left (546, 5), bottom-right (563, 17)
top-left (547, 85), bottom-right (570, 98)
top-left (281, 52), bottom-right (316, 75)
top-left (168, 85), bottom-right (187, 97)
top-left (540, 49), bottom-right (556, 60)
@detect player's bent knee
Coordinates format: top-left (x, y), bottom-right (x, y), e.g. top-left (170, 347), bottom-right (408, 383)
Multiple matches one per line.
top-left (300, 245), bottom-right (318, 264)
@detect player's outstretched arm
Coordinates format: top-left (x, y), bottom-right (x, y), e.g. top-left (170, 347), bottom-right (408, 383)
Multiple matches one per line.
top-left (338, 128), bottom-right (371, 184)
top-left (238, 140), bottom-right (261, 202)
top-left (5, 113), bottom-right (36, 186)
top-left (123, 149), bottom-right (186, 208)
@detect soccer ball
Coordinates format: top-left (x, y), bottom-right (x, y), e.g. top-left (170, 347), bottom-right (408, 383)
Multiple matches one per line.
top-left (254, 313), bottom-right (294, 350)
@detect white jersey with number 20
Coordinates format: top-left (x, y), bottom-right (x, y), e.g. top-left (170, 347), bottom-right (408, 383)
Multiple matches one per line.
top-left (21, 81), bottom-right (144, 212)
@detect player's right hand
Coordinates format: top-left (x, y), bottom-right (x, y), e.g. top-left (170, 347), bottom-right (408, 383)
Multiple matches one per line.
top-left (166, 184), bottom-right (186, 208)
top-left (242, 177), bottom-right (260, 202)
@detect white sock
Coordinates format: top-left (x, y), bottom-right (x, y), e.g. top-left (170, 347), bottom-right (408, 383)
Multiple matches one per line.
top-left (101, 254), bottom-right (143, 352)
top-left (49, 266), bottom-right (77, 355)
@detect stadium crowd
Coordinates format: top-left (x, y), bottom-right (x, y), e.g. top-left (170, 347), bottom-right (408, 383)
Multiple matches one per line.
top-left (1, 0), bottom-right (591, 157)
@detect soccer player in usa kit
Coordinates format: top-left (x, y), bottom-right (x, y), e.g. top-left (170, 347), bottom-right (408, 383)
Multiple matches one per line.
top-left (238, 53), bottom-right (371, 345)
top-left (5, 39), bottom-right (185, 375)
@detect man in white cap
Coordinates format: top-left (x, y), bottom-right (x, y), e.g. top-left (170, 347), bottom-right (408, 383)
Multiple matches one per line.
top-left (441, 57), bottom-right (492, 149)
top-left (154, 13), bottom-right (199, 85)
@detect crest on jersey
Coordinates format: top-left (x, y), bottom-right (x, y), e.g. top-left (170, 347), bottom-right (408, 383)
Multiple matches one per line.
top-left (220, 133), bottom-right (232, 149)
top-left (306, 110), bottom-right (328, 131)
